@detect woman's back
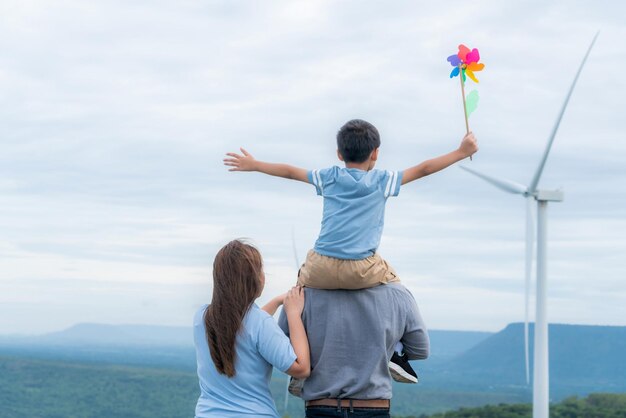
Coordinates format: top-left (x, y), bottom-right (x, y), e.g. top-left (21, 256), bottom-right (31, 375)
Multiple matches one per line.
top-left (193, 304), bottom-right (296, 418)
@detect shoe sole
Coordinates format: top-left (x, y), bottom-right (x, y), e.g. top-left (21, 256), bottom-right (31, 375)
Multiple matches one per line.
top-left (388, 362), bottom-right (418, 383)
top-left (288, 378), bottom-right (304, 397)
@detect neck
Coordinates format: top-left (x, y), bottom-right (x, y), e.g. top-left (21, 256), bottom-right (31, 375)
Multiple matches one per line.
top-left (345, 161), bottom-right (372, 170)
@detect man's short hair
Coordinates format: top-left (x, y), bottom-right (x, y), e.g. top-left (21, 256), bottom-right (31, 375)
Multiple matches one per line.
top-left (336, 119), bottom-right (381, 163)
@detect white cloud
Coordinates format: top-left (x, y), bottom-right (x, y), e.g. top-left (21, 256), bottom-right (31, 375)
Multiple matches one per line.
top-left (1, 0), bottom-right (626, 333)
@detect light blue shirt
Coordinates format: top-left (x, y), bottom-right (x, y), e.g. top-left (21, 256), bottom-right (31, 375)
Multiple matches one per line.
top-left (308, 166), bottom-right (403, 259)
top-left (193, 304), bottom-right (296, 418)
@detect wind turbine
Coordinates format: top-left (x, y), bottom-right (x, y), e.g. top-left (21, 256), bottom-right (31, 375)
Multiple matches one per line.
top-left (460, 32), bottom-right (598, 418)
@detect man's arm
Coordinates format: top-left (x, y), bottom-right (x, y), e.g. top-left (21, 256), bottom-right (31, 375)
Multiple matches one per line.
top-left (401, 132), bottom-right (478, 185)
top-left (401, 292), bottom-right (430, 360)
top-left (224, 148), bottom-right (309, 183)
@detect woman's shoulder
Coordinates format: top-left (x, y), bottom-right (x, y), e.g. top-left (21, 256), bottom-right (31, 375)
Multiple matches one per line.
top-left (193, 304), bottom-right (209, 327)
top-left (242, 305), bottom-right (282, 338)
top-left (244, 304), bottom-right (272, 326)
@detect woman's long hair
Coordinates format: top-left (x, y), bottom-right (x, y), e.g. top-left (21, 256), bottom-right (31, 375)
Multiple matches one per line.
top-left (204, 239), bottom-right (263, 377)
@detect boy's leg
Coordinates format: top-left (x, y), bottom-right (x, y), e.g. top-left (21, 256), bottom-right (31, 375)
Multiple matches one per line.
top-left (288, 375), bottom-right (305, 398)
top-left (299, 251), bottom-right (400, 289)
top-left (336, 253), bottom-right (400, 289)
top-left (389, 341), bottom-right (418, 384)
top-left (297, 250), bottom-right (342, 289)
top-left (389, 351), bottom-right (418, 383)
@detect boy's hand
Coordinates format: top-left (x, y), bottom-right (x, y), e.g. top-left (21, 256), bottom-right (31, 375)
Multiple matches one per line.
top-left (459, 132), bottom-right (478, 158)
top-left (224, 148), bottom-right (257, 171)
top-left (223, 151), bottom-right (309, 183)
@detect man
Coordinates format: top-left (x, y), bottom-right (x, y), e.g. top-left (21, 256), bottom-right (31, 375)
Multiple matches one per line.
top-left (278, 283), bottom-right (429, 418)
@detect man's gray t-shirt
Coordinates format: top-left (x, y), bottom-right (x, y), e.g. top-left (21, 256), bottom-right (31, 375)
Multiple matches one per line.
top-left (278, 284), bottom-right (429, 401)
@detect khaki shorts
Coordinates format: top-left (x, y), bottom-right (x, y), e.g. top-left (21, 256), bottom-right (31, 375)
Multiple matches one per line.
top-left (297, 250), bottom-right (400, 289)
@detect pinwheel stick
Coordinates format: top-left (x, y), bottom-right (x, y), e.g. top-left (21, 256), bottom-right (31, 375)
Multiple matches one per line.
top-left (458, 67), bottom-right (473, 160)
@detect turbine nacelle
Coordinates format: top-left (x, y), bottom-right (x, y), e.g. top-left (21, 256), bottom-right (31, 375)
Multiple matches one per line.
top-left (535, 189), bottom-right (564, 202)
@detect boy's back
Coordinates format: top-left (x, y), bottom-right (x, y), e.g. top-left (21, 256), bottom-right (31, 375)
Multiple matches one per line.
top-left (308, 166), bottom-right (402, 260)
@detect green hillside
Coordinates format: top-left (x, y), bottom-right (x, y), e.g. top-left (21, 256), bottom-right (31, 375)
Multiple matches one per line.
top-left (0, 355), bottom-right (198, 418)
top-left (2, 354), bottom-right (625, 418)
top-left (418, 393), bottom-right (626, 418)
top-left (2, 322), bottom-right (625, 417)
top-left (0, 355), bottom-right (528, 418)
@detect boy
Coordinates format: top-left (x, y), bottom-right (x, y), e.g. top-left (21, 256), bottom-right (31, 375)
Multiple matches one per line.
top-left (224, 119), bottom-right (478, 384)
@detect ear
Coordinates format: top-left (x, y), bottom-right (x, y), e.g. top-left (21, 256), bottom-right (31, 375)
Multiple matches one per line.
top-left (336, 149), bottom-right (344, 161)
top-left (370, 148), bottom-right (379, 161)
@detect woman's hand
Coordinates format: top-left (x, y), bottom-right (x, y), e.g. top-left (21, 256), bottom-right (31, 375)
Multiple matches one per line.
top-left (283, 286), bottom-right (305, 317)
top-left (284, 286), bottom-right (310, 379)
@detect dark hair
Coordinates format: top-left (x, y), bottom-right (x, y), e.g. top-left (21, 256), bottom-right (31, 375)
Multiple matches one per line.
top-left (336, 119), bottom-right (381, 163)
top-left (204, 239), bottom-right (263, 377)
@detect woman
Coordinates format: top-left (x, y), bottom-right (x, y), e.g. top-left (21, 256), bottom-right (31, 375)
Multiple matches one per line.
top-left (193, 239), bottom-right (310, 417)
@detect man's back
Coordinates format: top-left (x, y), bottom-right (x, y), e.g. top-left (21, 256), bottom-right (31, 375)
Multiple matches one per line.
top-left (278, 283), bottom-right (429, 400)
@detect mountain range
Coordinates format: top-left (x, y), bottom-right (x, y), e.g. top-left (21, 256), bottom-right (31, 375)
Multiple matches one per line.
top-left (2, 322), bottom-right (625, 398)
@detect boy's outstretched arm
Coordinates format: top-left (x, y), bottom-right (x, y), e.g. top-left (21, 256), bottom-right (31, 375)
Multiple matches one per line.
top-left (223, 148), bottom-right (309, 183)
top-left (401, 132), bottom-right (478, 185)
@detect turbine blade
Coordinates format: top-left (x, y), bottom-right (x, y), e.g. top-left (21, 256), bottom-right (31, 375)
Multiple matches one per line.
top-left (460, 165), bottom-right (527, 195)
top-left (291, 227), bottom-right (301, 269)
top-left (524, 197), bottom-right (535, 385)
top-left (528, 31), bottom-right (599, 193)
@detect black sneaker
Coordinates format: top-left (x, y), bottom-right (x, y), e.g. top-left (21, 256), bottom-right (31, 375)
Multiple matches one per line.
top-left (288, 376), bottom-right (304, 397)
top-left (389, 352), bottom-right (418, 383)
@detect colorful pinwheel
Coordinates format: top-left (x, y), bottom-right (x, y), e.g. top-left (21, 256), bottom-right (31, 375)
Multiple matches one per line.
top-left (447, 44), bottom-right (485, 83)
top-left (447, 44), bottom-right (485, 160)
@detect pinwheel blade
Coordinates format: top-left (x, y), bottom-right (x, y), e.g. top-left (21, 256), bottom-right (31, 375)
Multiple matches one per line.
top-left (528, 31), bottom-right (599, 193)
top-left (466, 90), bottom-right (479, 116)
top-left (450, 67), bottom-right (460, 78)
top-left (465, 68), bottom-right (479, 83)
top-left (458, 44), bottom-right (470, 61)
top-left (447, 54), bottom-right (461, 67)
top-left (466, 48), bottom-right (480, 64)
top-left (467, 62), bottom-right (485, 72)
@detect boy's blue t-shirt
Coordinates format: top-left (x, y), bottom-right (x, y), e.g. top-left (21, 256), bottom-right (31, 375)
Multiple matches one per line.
top-left (193, 304), bottom-right (296, 418)
top-left (307, 166), bottom-right (402, 259)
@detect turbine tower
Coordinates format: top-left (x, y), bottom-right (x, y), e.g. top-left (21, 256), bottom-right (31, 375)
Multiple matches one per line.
top-left (460, 32), bottom-right (598, 418)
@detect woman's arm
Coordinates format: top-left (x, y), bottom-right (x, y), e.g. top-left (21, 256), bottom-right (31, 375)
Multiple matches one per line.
top-left (283, 286), bottom-right (310, 379)
top-left (261, 293), bottom-right (286, 316)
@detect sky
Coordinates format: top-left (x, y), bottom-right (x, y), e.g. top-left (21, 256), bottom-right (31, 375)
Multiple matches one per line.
top-left (1, 0), bottom-right (625, 334)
